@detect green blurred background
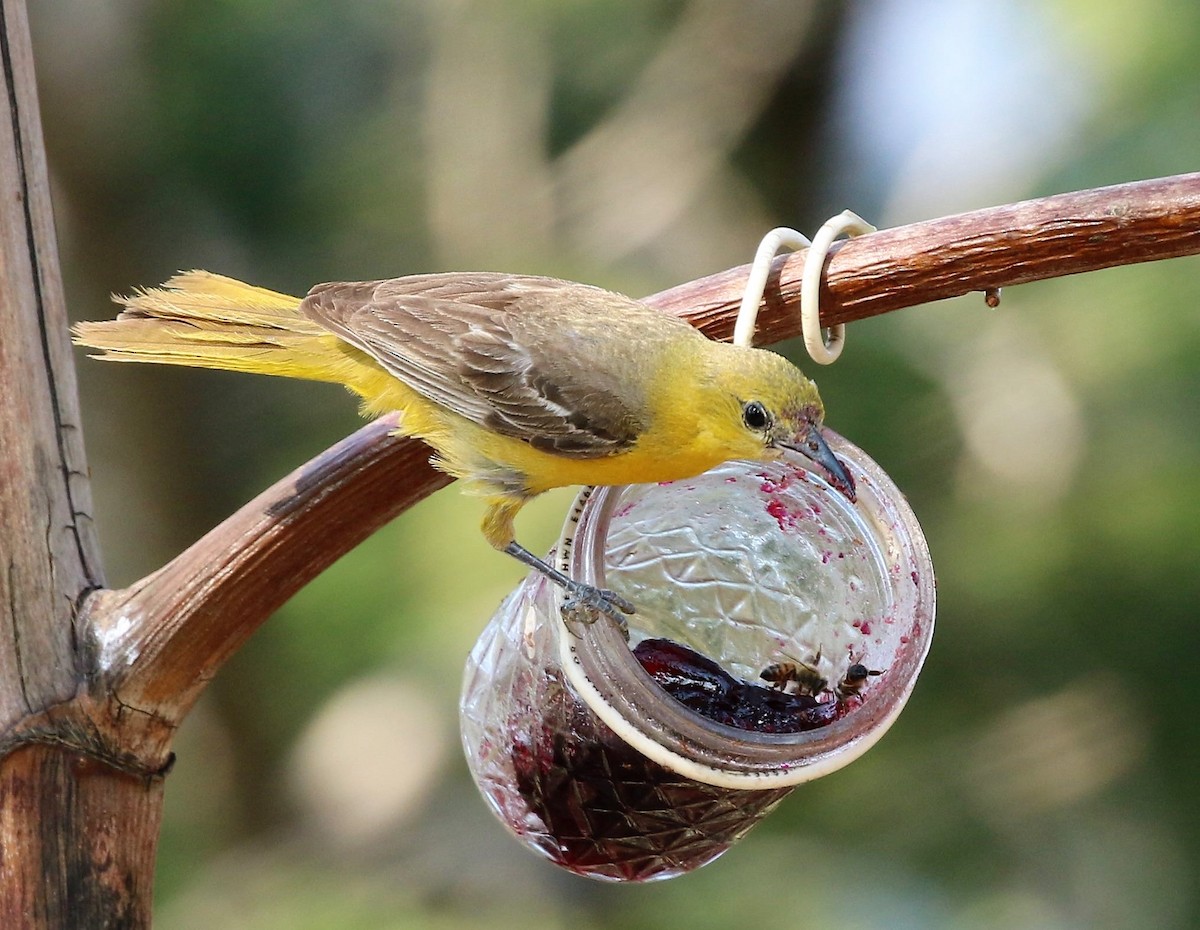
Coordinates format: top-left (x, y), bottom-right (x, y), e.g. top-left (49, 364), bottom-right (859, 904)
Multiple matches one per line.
top-left (39, 1), bottom-right (1199, 927)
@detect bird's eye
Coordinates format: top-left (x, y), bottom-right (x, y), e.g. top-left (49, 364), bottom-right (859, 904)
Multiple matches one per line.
top-left (742, 400), bottom-right (770, 431)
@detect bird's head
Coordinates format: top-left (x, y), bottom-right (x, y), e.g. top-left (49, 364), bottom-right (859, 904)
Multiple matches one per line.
top-left (713, 346), bottom-right (857, 502)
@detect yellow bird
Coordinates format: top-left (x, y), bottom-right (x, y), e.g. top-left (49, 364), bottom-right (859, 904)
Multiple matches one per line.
top-left (73, 271), bottom-right (854, 624)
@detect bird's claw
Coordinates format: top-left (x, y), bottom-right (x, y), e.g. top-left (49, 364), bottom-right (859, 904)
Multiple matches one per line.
top-left (560, 582), bottom-right (634, 639)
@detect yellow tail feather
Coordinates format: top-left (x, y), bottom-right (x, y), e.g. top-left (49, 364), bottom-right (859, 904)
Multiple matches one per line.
top-left (73, 270), bottom-right (352, 384)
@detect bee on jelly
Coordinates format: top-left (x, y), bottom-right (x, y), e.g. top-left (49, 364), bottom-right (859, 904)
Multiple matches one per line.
top-left (759, 650), bottom-right (828, 697)
top-left (835, 662), bottom-right (884, 700)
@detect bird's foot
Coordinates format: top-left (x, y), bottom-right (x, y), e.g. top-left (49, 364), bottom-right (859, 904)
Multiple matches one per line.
top-left (501, 540), bottom-right (635, 637)
top-left (560, 581), bottom-right (635, 638)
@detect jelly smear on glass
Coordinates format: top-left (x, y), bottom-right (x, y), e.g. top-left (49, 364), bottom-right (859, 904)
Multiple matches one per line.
top-left (506, 668), bottom-right (791, 882)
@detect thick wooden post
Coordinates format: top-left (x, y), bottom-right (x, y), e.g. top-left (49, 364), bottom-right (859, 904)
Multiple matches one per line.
top-left (0, 1), bottom-right (162, 926)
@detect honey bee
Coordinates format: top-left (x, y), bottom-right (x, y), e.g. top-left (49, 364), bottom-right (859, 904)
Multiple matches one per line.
top-left (835, 662), bottom-right (883, 700)
top-left (759, 650), bottom-right (828, 696)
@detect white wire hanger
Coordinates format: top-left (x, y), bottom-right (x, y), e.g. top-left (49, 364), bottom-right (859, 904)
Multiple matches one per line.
top-left (734, 211), bottom-right (876, 364)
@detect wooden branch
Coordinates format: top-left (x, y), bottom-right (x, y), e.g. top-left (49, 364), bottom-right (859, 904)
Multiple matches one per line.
top-left (80, 172), bottom-right (1200, 752)
top-left (95, 415), bottom-right (451, 747)
top-left (652, 172), bottom-right (1200, 343)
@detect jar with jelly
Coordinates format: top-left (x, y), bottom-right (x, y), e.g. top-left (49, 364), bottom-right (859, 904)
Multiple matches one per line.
top-left (460, 430), bottom-right (934, 882)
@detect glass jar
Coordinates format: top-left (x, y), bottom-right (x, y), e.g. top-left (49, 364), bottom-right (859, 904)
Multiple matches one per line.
top-left (460, 429), bottom-right (935, 882)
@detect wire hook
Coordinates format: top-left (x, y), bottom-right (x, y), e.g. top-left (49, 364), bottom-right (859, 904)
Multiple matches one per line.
top-left (734, 211), bottom-right (876, 365)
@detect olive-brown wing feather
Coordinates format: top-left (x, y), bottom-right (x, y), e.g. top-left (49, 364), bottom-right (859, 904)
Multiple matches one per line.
top-left (300, 274), bottom-right (650, 456)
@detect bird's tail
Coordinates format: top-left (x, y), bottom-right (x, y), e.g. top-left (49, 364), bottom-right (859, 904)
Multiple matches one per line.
top-left (72, 270), bottom-right (351, 384)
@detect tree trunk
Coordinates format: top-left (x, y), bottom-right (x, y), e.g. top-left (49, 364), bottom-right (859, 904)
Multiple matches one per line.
top-left (0, 0), bottom-right (161, 925)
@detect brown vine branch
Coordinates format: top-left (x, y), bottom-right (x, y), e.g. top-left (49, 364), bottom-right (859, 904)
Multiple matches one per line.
top-left (93, 414), bottom-right (451, 758)
top-left (85, 172), bottom-right (1200, 757)
top-left (654, 172), bottom-right (1200, 342)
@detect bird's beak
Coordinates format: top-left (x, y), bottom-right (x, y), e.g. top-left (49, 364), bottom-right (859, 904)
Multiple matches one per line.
top-left (779, 424), bottom-right (857, 503)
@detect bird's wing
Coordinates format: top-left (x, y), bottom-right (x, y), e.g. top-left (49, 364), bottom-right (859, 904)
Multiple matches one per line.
top-left (300, 273), bottom-right (650, 456)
